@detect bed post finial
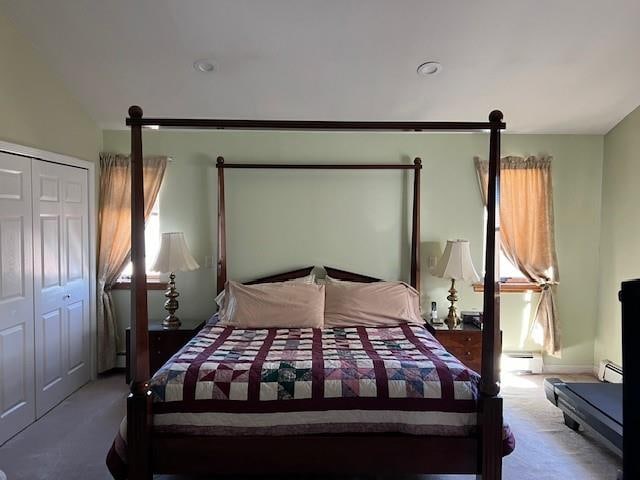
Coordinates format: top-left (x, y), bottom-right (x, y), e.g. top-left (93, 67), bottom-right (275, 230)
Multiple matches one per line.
top-left (413, 157), bottom-right (422, 167)
top-left (128, 105), bottom-right (143, 119)
top-left (217, 156), bottom-right (225, 166)
top-left (489, 110), bottom-right (503, 124)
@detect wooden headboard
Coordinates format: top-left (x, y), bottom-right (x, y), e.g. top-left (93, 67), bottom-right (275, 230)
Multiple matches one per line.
top-left (244, 266), bottom-right (315, 285)
top-left (239, 266), bottom-right (384, 286)
top-left (323, 266), bottom-right (382, 283)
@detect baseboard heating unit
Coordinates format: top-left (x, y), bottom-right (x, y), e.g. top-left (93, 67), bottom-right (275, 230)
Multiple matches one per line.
top-left (501, 351), bottom-right (543, 374)
top-left (598, 360), bottom-right (623, 383)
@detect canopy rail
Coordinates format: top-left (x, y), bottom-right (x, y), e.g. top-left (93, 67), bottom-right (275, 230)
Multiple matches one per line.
top-left (215, 163), bottom-right (421, 169)
top-left (126, 117), bottom-right (506, 131)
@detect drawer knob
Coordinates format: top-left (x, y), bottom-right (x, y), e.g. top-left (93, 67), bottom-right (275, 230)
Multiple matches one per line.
top-left (466, 351), bottom-right (472, 356)
top-left (466, 337), bottom-right (472, 342)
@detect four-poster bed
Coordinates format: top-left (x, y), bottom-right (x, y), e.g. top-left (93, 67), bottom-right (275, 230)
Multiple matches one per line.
top-left (116, 106), bottom-right (508, 479)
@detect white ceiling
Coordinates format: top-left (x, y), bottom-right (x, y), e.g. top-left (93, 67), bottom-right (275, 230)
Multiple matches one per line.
top-left (2, 0), bottom-right (640, 133)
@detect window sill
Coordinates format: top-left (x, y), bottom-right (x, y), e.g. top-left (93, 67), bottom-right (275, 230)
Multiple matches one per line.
top-left (111, 280), bottom-right (166, 291)
top-left (473, 279), bottom-right (542, 293)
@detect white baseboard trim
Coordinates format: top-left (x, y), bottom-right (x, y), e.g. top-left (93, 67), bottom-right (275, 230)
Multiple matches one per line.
top-left (541, 364), bottom-right (595, 375)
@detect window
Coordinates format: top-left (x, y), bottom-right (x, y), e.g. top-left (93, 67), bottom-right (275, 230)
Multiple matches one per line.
top-left (499, 250), bottom-right (525, 280)
top-left (473, 209), bottom-right (541, 293)
top-left (474, 250), bottom-right (540, 293)
top-left (116, 197), bottom-right (161, 283)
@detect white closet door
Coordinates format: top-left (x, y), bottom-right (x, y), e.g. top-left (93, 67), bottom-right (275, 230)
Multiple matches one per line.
top-left (0, 152), bottom-right (35, 445)
top-left (32, 160), bottom-right (90, 417)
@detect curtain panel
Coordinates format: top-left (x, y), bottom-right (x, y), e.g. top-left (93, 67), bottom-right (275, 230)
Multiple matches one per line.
top-left (97, 153), bottom-right (167, 372)
top-left (474, 156), bottom-right (561, 356)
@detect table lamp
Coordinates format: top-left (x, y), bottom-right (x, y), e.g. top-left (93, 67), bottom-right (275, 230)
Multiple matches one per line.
top-left (432, 239), bottom-right (480, 329)
top-left (151, 232), bottom-right (200, 328)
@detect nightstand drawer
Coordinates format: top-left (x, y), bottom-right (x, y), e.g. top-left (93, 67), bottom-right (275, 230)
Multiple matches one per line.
top-left (436, 330), bottom-right (482, 347)
top-left (125, 319), bottom-right (205, 383)
top-left (149, 331), bottom-right (192, 354)
top-left (148, 333), bottom-right (191, 373)
top-left (445, 346), bottom-right (482, 372)
top-left (434, 328), bottom-right (482, 373)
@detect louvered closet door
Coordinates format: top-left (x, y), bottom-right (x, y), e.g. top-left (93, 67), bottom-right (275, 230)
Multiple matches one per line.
top-left (0, 152), bottom-right (35, 445)
top-left (32, 160), bottom-right (90, 417)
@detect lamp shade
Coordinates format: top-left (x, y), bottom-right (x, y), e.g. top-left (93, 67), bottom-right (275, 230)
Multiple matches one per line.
top-left (151, 232), bottom-right (200, 273)
top-left (432, 239), bottom-right (480, 283)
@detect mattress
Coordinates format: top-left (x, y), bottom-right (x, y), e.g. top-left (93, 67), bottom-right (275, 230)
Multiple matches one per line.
top-left (107, 321), bottom-right (515, 478)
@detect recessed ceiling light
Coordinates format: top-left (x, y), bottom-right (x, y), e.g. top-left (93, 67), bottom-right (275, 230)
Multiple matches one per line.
top-left (193, 59), bottom-right (215, 73)
top-left (417, 61), bottom-right (442, 76)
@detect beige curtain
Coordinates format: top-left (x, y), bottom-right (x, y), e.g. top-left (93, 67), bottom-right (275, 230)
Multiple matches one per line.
top-left (474, 156), bottom-right (561, 356)
top-left (97, 153), bottom-right (167, 372)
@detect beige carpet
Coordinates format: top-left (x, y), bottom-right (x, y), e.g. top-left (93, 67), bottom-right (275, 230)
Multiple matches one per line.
top-left (0, 372), bottom-right (621, 479)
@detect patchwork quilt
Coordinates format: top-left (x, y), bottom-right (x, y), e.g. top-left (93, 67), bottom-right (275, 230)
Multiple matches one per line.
top-left (107, 322), bottom-right (515, 479)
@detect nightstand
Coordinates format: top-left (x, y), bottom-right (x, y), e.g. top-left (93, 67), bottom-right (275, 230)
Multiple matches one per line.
top-left (430, 322), bottom-right (483, 373)
top-left (125, 318), bottom-right (205, 383)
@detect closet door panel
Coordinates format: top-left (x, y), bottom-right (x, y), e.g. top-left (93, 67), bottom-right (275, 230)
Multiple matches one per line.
top-left (60, 167), bottom-right (90, 392)
top-left (0, 218), bottom-right (25, 297)
top-left (33, 161), bottom-right (66, 416)
top-left (0, 152), bottom-right (34, 445)
top-left (33, 161), bottom-right (90, 417)
top-left (40, 309), bottom-right (63, 390)
top-left (40, 216), bottom-right (61, 288)
top-left (66, 301), bottom-right (84, 374)
top-left (0, 326), bottom-right (28, 411)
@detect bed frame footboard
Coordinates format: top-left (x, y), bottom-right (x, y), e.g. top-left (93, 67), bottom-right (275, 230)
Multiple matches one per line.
top-left (152, 434), bottom-right (479, 475)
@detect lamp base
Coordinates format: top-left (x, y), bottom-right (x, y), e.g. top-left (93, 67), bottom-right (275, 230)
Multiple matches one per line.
top-left (163, 272), bottom-right (181, 329)
top-left (444, 307), bottom-right (460, 330)
top-left (162, 314), bottom-right (181, 329)
top-left (444, 278), bottom-right (460, 330)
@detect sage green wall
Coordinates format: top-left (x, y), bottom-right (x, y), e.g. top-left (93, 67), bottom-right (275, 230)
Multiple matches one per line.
top-left (0, 12), bottom-right (99, 160)
top-left (595, 105), bottom-right (640, 367)
top-left (103, 129), bottom-right (603, 369)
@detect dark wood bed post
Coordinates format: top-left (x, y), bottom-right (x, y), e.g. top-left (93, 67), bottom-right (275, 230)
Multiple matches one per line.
top-left (216, 156), bottom-right (227, 295)
top-left (478, 110), bottom-right (504, 480)
top-left (127, 105), bottom-right (152, 480)
top-left (410, 158), bottom-right (422, 291)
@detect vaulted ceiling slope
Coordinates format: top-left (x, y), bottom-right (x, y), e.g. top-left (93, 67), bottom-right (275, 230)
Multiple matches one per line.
top-left (2, 0), bottom-right (639, 133)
